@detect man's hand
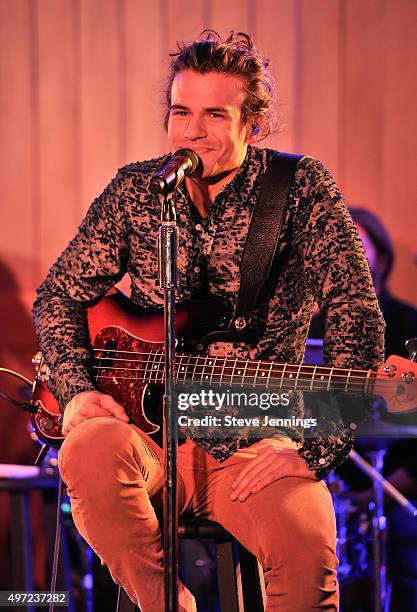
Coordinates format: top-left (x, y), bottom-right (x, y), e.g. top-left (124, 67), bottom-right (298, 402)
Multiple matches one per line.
top-left (62, 390), bottom-right (129, 436)
top-left (230, 446), bottom-right (318, 502)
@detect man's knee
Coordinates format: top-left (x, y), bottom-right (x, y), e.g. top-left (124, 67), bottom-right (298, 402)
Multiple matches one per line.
top-left (255, 479), bottom-right (336, 571)
top-left (58, 417), bottom-right (143, 487)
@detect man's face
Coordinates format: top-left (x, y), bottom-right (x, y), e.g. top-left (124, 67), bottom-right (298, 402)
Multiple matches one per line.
top-left (167, 70), bottom-right (251, 180)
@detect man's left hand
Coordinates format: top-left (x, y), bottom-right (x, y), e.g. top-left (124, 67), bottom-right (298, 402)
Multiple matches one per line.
top-left (230, 446), bottom-right (318, 502)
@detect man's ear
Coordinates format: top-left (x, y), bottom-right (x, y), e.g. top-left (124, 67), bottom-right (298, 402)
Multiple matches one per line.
top-left (245, 114), bottom-right (267, 144)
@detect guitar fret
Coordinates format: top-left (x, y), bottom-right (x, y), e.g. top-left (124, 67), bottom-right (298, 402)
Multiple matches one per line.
top-left (365, 369), bottom-right (373, 394)
top-left (327, 366), bottom-right (334, 392)
top-left (200, 356), bottom-right (208, 383)
top-left (192, 355), bottom-right (199, 382)
top-left (142, 352), bottom-right (151, 384)
top-left (310, 365), bottom-right (318, 391)
top-left (253, 361), bottom-right (261, 388)
top-left (219, 357), bottom-right (226, 384)
top-left (147, 354), bottom-right (153, 383)
top-left (344, 369), bottom-right (351, 393)
top-left (185, 354), bottom-right (192, 382)
top-left (267, 362), bottom-right (273, 389)
top-left (241, 360), bottom-right (248, 386)
top-left (152, 353), bottom-right (159, 383)
top-left (279, 363), bottom-right (287, 390)
top-left (210, 356), bottom-right (217, 385)
top-left (294, 363), bottom-right (303, 390)
top-left (177, 354), bottom-right (184, 383)
top-left (158, 352), bottom-right (164, 383)
top-left (232, 358), bottom-right (238, 385)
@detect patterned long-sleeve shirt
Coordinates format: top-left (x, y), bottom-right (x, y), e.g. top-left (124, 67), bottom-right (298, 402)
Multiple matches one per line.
top-left (33, 145), bottom-right (385, 477)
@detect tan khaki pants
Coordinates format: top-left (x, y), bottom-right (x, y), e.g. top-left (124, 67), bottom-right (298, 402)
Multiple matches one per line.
top-left (58, 417), bottom-right (338, 611)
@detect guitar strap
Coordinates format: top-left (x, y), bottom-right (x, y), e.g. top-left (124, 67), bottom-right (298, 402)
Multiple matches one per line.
top-left (229, 151), bottom-right (304, 335)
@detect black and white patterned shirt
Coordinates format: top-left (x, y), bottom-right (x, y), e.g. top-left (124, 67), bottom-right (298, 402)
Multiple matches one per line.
top-left (33, 145), bottom-right (385, 477)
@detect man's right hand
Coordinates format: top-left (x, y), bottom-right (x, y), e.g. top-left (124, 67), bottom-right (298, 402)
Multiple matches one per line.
top-left (62, 390), bottom-right (129, 436)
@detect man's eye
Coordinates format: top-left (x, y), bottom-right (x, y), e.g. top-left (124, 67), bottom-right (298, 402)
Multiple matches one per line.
top-left (172, 110), bottom-right (188, 117)
top-left (210, 113), bottom-right (224, 119)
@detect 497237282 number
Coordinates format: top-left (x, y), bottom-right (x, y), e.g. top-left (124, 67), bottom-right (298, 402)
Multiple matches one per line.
top-left (0, 591), bottom-right (69, 607)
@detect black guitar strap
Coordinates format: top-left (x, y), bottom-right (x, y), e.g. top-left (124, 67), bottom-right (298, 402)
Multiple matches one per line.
top-left (229, 151), bottom-right (304, 335)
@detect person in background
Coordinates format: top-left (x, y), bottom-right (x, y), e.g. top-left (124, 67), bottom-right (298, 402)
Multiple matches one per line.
top-left (350, 207), bottom-right (417, 610)
top-left (350, 207), bottom-right (417, 360)
top-left (311, 206), bottom-right (417, 610)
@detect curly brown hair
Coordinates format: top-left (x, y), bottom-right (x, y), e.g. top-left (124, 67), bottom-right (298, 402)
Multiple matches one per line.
top-left (164, 30), bottom-right (277, 139)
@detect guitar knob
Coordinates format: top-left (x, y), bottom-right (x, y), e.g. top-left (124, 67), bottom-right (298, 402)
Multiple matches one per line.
top-left (401, 372), bottom-right (415, 384)
top-left (40, 416), bottom-right (54, 431)
top-left (384, 364), bottom-right (397, 377)
top-left (234, 316), bottom-right (247, 331)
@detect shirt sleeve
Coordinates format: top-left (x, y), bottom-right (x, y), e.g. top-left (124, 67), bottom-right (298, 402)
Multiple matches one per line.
top-left (33, 171), bottom-right (129, 411)
top-left (291, 157), bottom-right (385, 477)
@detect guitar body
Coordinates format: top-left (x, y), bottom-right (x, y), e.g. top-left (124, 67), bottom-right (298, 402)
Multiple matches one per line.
top-left (31, 290), bottom-right (230, 447)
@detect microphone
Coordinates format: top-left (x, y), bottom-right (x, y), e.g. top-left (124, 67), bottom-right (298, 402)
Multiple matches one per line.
top-left (149, 148), bottom-right (202, 195)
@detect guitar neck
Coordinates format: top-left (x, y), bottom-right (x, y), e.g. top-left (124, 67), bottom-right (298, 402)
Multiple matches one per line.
top-left (143, 353), bottom-right (376, 394)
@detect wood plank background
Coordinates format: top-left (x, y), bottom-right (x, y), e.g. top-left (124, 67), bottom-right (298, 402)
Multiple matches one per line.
top-left (1, 0), bottom-right (416, 382)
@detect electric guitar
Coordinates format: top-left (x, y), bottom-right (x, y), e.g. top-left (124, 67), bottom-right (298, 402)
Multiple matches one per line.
top-left (31, 290), bottom-right (417, 447)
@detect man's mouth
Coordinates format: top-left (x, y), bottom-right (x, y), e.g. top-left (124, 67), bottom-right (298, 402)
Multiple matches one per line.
top-left (179, 146), bottom-right (214, 155)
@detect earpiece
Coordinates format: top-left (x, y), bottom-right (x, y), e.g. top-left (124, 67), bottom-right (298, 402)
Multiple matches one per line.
top-left (251, 124), bottom-right (260, 136)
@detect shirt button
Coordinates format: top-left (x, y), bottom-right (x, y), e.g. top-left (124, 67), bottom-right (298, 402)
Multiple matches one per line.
top-left (318, 458), bottom-right (326, 465)
top-left (194, 266), bottom-right (200, 273)
top-left (195, 223), bottom-right (202, 231)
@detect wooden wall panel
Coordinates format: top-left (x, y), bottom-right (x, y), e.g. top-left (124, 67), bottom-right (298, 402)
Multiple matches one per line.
top-left (37, 0), bottom-right (81, 283)
top-left (0, 0), bottom-right (416, 328)
top-left (166, 0), bottom-right (206, 46)
top-left (0, 0), bottom-right (36, 289)
top-left (208, 0), bottom-right (250, 34)
top-left (256, 0), bottom-right (297, 153)
top-left (298, 0), bottom-right (341, 178)
top-left (341, 0), bottom-right (384, 209)
top-left (124, 0), bottom-right (165, 162)
top-left (381, 0), bottom-right (417, 304)
top-left (79, 0), bottom-right (125, 213)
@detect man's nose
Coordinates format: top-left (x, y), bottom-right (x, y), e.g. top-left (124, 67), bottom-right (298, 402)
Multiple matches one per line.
top-left (184, 116), bottom-right (206, 140)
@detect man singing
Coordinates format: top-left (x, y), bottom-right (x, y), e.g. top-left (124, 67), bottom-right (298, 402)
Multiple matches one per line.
top-left (33, 31), bottom-right (384, 610)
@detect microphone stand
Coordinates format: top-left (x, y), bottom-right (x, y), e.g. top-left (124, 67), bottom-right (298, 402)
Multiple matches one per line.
top-left (158, 190), bottom-right (179, 612)
top-left (151, 149), bottom-right (200, 611)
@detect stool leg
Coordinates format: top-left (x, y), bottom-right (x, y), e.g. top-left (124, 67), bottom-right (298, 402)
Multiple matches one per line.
top-left (10, 491), bottom-right (35, 612)
top-left (238, 544), bottom-right (264, 611)
top-left (216, 541), bottom-right (239, 612)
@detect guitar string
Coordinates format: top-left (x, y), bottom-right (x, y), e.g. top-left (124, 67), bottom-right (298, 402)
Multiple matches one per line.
top-left (89, 356), bottom-right (404, 383)
top-left (88, 355), bottom-right (409, 388)
top-left (90, 352), bottom-right (414, 385)
top-left (90, 349), bottom-right (377, 376)
top-left (90, 363), bottom-right (379, 382)
top-left (89, 372), bottom-right (403, 393)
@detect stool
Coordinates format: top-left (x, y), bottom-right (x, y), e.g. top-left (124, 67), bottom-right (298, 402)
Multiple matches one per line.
top-left (117, 517), bottom-right (265, 611)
